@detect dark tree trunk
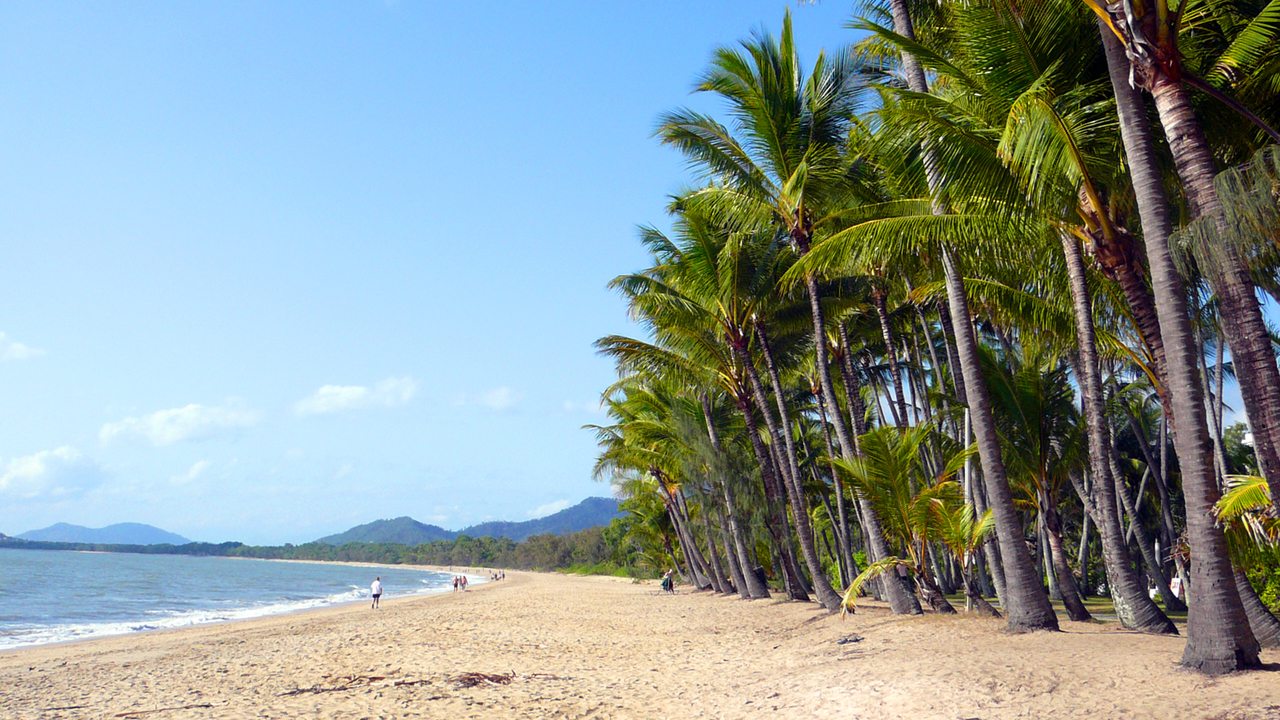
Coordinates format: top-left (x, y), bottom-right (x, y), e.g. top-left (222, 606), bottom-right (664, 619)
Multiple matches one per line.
top-left (754, 327), bottom-right (842, 611)
top-left (1235, 568), bottom-right (1280, 648)
top-left (738, 394), bottom-right (807, 601)
top-left (889, 0), bottom-right (1056, 632)
top-left (1042, 502), bottom-right (1093, 622)
top-left (1101, 28), bottom-right (1250, 665)
top-left (1149, 73), bottom-right (1280, 519)
top-left (801, 272), bottom-right (922, 615)
top-left (816, 387), bottom-right (856, 588)
top-left (872, 287), bottom-right (909, 427)
top-left (701, 394), bottom-right (769, 599)
top-left (941, 248), bottom-right (1060, 632)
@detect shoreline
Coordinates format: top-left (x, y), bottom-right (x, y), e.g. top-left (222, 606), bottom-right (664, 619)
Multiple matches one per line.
top-left (3, 571), bottom-right (1278, 719)
top-left (0, 551), bottom-right (496, 656)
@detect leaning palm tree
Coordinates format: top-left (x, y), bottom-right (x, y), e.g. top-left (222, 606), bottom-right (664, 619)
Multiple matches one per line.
top-left (657, 11), bottom-right (919, 614)
top-left (1085, 0), bottom-right (1267, 672)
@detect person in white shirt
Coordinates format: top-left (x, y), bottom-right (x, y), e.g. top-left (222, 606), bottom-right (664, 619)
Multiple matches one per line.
top-left (371, 577), bottom-right (383, 609)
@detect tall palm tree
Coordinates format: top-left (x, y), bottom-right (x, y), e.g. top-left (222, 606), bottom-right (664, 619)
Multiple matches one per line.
top-left (1091, 7), bottom-right (1263, 672)
top-left (657, 12), bottom-right (919, 614)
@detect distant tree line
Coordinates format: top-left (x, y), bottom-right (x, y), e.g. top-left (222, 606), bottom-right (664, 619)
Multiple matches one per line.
top-left (0, 519), bottom-right (655, 578)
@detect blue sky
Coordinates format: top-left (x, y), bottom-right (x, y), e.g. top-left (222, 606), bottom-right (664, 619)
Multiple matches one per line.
top-left (0, 2), bottom-right (860, 544)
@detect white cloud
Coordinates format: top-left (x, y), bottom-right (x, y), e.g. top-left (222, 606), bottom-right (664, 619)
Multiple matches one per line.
top-left (0, 332), bottom-right (43, 361)
top-left (562, 399), bottom-right (605, 415)
top-left (478, 386), bottom-right (522, 411)
top-left (101, 402), bottom-right (260, 446)
top-left (171, 459), bottom-right (211, 486)
top-left (0, 446), bottom-right (102, 499)
top-left (294, 376), bottom-right (418, 416)
top-left (527, 499), bottom-right (571, 518)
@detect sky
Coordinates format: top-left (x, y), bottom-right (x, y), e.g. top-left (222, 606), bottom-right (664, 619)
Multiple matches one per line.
top-left (0, 1), bottom-right (864, 544)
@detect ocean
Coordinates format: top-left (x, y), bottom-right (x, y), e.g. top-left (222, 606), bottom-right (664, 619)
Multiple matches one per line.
top-left (0, 548), bottom-right (473, 651)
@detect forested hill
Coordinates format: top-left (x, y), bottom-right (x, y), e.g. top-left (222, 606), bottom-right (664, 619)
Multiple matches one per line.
top-left (18, 522), bottom-right (190, 545)
top-left (315, 517), bottom-right (454, 546)
top-left (461, 497), bottom-right (623, 541)
top-left (315, 497), bottom-right (622, 545)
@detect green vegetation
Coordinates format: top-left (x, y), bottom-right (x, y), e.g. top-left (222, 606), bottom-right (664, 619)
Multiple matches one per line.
top-left (590, 0), bottom-right (1280, 675)
top-left (0, 520), bottom-right (655, 577)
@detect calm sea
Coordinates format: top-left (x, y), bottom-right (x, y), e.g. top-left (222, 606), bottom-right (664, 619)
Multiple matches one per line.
top-left (0, 548), bottom-right (474, 651)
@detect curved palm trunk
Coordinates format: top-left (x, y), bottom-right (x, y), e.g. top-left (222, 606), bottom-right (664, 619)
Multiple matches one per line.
top-left (753, 327), bottom-right (843, 611)
top-left (695, 492), bottom-right (730, 593)
top-left (872, 288), bottom-right (909, 427)
top-left (1061, 233), bottom-right (1177, 633)
top-left (701, 394), bottom-right (769, 599)
top-left (1235, 568), bottom-right (1280, 648)
top-left (802, 273), bottom-right (922, 615)
top-left (1101, 27), bottom-right (1259, 672)
top-left (941, 249), bottom-right (1060, 632)
top-left (888, 0), bottom-right (1056, 632)
top-left (1149, 75), bottom-right (1280, 516)
top-left (737, 394), bottom-right (809, 601)
top-left (1042, 502), bottom-right (1092, 622)
top-left (816, 387), bottom-right (857, 588)
top-left (715, 501), bottom-right (751, 599)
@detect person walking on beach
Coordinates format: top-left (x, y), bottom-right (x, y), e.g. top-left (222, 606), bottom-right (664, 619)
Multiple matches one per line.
top-left (370, 577), bottom-right (383, 609)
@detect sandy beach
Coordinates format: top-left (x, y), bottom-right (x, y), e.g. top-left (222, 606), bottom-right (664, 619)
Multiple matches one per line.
top-left (2, 571), bottom-right (1278, 719)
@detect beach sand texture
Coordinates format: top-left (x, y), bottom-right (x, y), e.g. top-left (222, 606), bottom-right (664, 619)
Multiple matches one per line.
top-left (2, 571), bottom-right (1278, 719)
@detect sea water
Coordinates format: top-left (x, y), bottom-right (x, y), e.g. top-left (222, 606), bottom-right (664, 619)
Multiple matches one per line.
top-left (0, 548), bottom-right (475, 650)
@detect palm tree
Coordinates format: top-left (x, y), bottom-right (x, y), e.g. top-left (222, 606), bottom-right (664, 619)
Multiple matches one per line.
top-left (1091, 6), bottom-right (1263, 673)
top-left (834, 424), bottom-right (965, 613)
top-left (657, 12), bottom-right (919, 615)
top-left (866, 0), bottom-right (1062, 632)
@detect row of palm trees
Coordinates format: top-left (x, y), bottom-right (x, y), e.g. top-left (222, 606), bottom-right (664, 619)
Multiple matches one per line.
top-left (591, 0), bottom-right (1280, 674)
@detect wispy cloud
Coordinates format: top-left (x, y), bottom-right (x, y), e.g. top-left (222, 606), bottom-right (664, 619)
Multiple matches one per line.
top-left (0, 446), bottom-right (103, 499)
top-left (527, 499), bottom-right (571, 518)
top-left (0, 332), bottom-right (43, 361)
top-left (561, 399), bottom-right (605, 415)
top-left (478, 386), bottom-right (522, 411)
top-left (101, 401), bottom-right (260, 446)
top-left (171, 459), bottom-right (211, 486)
top-left (294, 376), bottom-right (419, 416)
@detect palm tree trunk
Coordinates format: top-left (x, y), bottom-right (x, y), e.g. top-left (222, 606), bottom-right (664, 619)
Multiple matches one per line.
top-left (737, 393), bottom-right (808, 601)
top-left (1235, 568), bottom-right (1280, 648)
top-left (1110, 447), bottom-right (1181, 613)
top-left (941, 247), bottom-right (1060, 632)
top-left (1101, 25), bottom-right (1258, 671)
top-left (696, 493), bottom-right (731, 594)
top-left (1148, 73), bottom-right (1280, 517)
top-left (714, 499), bottom-right (750, 599)
top-left (1077, 509), bottom-right (1091, 599)
top-left (1042, 502), bottom-right (1092, 622)
top-left (754, 326), bottom-right (843, 610)
top-left (888, 0), bottom-right (1055, 632)
top-left (816, 386), bottom-right (857, 588)
top-left (872, 287), bottom-right (909, 427)
top-left (802, 273), bottom-right (922, 615)
top-left (1124, 413), bottom-right (1189, 611)
top-left (701, 394), bottom-right (768, 599)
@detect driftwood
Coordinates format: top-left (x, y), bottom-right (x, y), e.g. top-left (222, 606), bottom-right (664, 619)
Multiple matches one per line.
top-left (451, 671), bottom-right (515, 688)
top-left (277, 673), bottom-right (435, 697)
top-left (114, 704), bottom-right (213, 718)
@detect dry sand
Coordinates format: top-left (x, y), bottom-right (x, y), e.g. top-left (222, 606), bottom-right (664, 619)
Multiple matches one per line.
top-left (2, 571), bottom-right (1278, 719)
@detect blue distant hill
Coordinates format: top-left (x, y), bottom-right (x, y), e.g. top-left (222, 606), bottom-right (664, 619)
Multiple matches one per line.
top-left (18, 522), bottom-right (191, 545)
top-left (316, 496), bottom-right (622, 545)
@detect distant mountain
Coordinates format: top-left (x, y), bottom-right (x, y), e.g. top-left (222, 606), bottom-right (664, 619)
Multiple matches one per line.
top-left (18, 522), bottom-right (190, 545)
top-left (461, 497), bottom-right (623, 541)
top-left (315, 497), bottom-right (622, 545)
top-left (315, 516), bottom-right (454, 546)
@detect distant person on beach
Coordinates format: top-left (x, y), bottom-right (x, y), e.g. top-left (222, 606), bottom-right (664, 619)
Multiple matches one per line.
top-left (370, 577), bottom-right (383, 609)
top-left (453, 576), bottom-right (459, 592)
top-left (661, 569), bottom-right (675, 594)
